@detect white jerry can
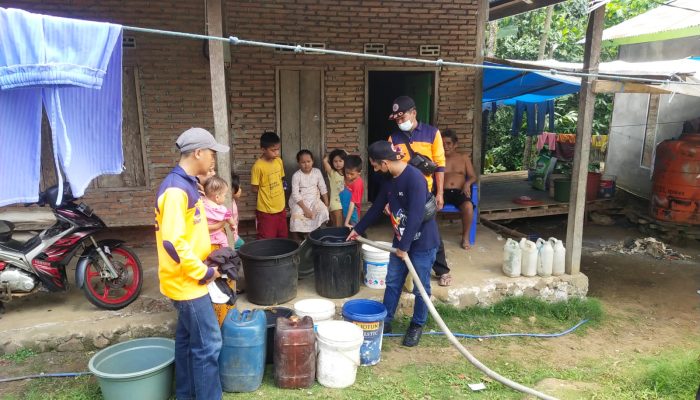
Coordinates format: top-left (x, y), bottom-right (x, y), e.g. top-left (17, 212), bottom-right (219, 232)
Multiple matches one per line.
top-left (536, 238), bottom-right (553, 277)
top-left (549, 237), bottom-right (566, 276)
top-left (502, 238), bottom-right (522, 277)
top-left (519, 238), bottom-right (538, 277)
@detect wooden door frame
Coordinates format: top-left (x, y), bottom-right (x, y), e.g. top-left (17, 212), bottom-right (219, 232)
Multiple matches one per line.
top-left (274, 66), bottom-right (326, 159)
top-left (362, 67), bottom-right (440, 200)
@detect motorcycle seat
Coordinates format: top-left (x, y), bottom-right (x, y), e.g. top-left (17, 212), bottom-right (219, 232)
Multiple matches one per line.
top-left (0, 220), bottom-right (15, 242)
top-left (0, 239), bottom-right (25, 251)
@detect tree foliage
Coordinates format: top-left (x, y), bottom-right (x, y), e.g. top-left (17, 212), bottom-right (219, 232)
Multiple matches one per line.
top-left (484, 0), bottom-right (661, 172)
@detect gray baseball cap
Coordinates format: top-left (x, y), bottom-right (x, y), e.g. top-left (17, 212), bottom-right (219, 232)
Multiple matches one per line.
top-left (176, 127), bottom-right (230, 153)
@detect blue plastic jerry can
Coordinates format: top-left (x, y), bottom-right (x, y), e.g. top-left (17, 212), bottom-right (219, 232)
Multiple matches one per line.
top-left (219, 309), bottom-right (267, 392)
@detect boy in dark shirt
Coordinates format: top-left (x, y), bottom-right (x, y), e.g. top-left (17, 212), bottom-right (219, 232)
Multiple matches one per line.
top-left (347, 141), bottom-right (439, 347)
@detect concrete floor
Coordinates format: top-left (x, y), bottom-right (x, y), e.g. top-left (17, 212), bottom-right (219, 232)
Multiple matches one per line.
top-left (0, 220), bottom-right (588, 354)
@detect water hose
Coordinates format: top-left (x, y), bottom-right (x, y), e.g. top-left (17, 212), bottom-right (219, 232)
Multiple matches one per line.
top-left (0, 372), bottom-right (91, 383)
top-left (355, 236), bottom-right (559, 400)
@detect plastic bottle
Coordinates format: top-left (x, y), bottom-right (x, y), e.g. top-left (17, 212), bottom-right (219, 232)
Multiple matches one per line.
top-left (549, 237), bottom-right (566, 276)
top-left (536, 238), bottom-right (553, 277)
top-left (519, 238), bottom-right (538, 277)
top-left (274, 315), bottom-right (316, 389)
top-left (502, 238), bottom-right (522, 277)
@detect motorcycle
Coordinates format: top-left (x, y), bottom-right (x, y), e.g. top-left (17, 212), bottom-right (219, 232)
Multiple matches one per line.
top-left (0, 185), bottom-right (143, 313)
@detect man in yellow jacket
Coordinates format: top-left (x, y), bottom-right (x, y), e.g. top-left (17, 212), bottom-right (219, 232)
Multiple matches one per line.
top-left (155, 127), bottom-right (229, 400)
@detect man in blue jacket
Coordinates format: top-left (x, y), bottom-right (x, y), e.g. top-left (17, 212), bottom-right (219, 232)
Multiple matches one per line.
top-left (347, 141), bottom-right (439, 347)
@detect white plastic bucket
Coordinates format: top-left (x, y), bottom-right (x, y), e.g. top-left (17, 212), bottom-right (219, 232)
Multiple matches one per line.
top-left (316, 321), bottom-right (364, 389)
top-left (293, 299), bottom-right (336, 323)
top-left (361, 242), bottom-right (391, 289)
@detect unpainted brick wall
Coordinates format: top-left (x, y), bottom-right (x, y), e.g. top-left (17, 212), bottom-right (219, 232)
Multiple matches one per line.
top-left (2, 0), bottom-right (214, 227)
top-left (227, 0), bottom-right (480, 220)
top-left (2, 0), bottom-right (480, 226)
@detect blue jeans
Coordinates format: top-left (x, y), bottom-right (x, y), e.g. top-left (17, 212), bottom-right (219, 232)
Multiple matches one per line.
top-left (383, 247), bottom-right (438, 326)
top-left (173, 294), bottom-right (223, 400)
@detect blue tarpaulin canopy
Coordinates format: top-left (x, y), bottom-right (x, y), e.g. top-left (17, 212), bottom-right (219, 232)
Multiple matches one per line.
top-left (482, 61), bottom-right (581, 105)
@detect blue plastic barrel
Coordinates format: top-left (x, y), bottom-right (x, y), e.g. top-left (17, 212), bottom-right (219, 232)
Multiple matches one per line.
top-left (341, 299), bottom-right (387, 366)
top-left (219, 309), bottom-right (267, 392)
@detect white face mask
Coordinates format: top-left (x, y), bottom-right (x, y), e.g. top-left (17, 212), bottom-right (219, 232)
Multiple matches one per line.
top-left (398, 119), bottom-right (413, 132)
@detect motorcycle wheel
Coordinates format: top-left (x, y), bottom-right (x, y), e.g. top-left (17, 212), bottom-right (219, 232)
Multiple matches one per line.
top-left (82, 245), bottom-right (143, 310)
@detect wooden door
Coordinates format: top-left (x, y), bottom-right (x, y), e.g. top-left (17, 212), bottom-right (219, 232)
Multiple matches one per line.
top-left (278, 69), bottom-right (323, 179)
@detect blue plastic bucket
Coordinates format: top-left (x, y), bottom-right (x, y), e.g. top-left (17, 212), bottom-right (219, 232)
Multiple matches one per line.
top-left (341, 299), bottom-right (387, 366)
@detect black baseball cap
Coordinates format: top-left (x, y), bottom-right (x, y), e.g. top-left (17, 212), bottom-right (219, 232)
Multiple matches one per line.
top-left (368, 141), bottom-right (402, 161)
top-left (388, 96), bottom-right (416, 120)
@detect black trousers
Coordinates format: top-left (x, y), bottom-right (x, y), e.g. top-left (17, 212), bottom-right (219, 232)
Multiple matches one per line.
top-left (432, 237), bottom-right (449, 276)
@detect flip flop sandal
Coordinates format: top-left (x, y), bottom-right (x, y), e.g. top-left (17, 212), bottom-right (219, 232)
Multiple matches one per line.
top-left (438, 273), bottom-right (453, 287)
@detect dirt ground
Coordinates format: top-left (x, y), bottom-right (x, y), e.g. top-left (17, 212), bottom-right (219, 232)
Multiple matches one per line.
top-left (501, 215), bottom-right (700, 365)
top-left (1, 214), bottom-right (699, 398)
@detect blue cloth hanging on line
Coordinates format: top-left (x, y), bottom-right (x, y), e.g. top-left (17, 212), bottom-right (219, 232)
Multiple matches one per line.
top-left (511, 100), bottom-right (555, 137)
top-left (0, 7), bottom-right (123, 206)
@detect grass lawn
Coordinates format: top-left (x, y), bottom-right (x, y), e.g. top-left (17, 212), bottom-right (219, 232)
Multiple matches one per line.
top-left (2, 297), bottom-right (699, 400)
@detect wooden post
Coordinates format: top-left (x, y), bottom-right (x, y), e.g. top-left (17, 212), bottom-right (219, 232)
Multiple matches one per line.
top-left (206, 0), bottom-right (231, 186)
top-left (565, 6), bottom-right (605, 275)
top-left (472, 0), bottom-right (489, 177)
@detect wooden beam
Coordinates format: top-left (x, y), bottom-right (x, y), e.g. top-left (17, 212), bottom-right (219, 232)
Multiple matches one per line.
top-left (592, 80), bottom-right (673, 95)
top-left (480, 217), bottom-right (527, 239)
top-left (489, 0), bottom-right (567, 21)
top-left (565, 6), bottom-right (605, 275)
top-left (206, 0), bottom-right (231, 185)
top-left (472, 0), bottom-right (489, 178)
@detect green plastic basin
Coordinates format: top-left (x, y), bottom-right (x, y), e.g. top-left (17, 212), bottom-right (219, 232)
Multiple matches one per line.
top-left (88, 337), bottom-right (175, 400)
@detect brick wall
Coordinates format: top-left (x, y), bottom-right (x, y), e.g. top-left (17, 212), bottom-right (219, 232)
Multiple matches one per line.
top-left (227, 0), bottom-right (480, 219)
top-left (1, 0), bottom-right (481, 226)
top-left (2, 0), bottom-right (214, 227)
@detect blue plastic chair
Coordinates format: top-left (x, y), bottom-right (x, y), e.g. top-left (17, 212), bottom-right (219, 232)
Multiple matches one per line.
top-left (440, 184), bottom-right (479, 246)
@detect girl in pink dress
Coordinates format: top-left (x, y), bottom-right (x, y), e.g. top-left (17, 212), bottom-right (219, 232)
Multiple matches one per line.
top-left (203, 176), bottom-right (241, 250)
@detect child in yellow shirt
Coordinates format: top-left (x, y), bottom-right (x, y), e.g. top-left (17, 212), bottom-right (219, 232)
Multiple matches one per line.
top-left (251, 131), bottom-right (288, 239)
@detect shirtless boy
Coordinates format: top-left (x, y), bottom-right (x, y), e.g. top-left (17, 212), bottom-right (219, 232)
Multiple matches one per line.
top-left (442, 129), bottom-right (477, 249)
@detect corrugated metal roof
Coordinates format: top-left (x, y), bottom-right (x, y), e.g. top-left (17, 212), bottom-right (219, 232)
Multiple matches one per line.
top-left (602, 0), bottom-right (700, 45)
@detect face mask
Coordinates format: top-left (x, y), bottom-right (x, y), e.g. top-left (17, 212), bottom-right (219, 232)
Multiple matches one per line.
top-left (398, 119), bottom-right (413, 132)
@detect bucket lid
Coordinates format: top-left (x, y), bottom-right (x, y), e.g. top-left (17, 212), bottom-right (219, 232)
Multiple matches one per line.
top-left (316, 321), bottom-right (364, 346)
top-left (294, 298), bottom-right (335, 314)
top-left (341, 299), bottom-right (387, 322)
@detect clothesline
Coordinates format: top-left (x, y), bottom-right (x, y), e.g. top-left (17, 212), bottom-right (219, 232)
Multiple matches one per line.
top-left (121, 25), bottom-right (700, 88)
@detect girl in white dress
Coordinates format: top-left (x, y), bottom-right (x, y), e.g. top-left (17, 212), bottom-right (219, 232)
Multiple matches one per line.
top-left (289, 150), bottom-right (329, 240)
